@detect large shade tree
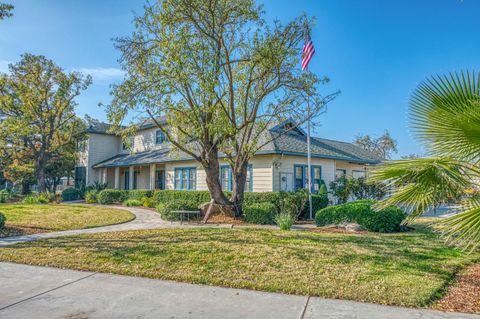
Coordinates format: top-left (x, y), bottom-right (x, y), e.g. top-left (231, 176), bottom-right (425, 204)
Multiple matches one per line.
top-left (0, 54), bottom-right (90, 192)
top-left (370, 71), bottom-right (480, 250)
top-left (0, 2), bottom-right (13, 20)
top-left (108, 0), bottom-right (338, 214)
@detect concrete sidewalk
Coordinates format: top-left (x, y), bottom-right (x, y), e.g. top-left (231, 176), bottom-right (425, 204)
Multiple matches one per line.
top-left (0, 262), bottom-right (477, 319)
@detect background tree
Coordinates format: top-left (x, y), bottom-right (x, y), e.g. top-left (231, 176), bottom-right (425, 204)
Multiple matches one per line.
top-left (0, 3), bottom-right (13, 20)
top-left (370, 71), bottom-right (480, 250)
top-left (354, 130), bottom-right (398, 159)
top-left (0, 54), bottom-right (91, 192)
top-left (108, 0), bottom-right (338, 215)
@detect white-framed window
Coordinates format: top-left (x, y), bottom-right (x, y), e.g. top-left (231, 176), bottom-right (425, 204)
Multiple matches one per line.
top-left (335, 169), bottom-right (346, 179)
top-left (352, 170), bottom-right (366, 179)
top-left (155, 130), bottom-right (167, 144)
top-left (174, 167), bottom-right (197, 190)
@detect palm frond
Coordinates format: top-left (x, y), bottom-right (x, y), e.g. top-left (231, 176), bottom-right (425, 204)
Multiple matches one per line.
top-left (436, 197), bottom-right (480, 251)
top-left (370, 157), bottom-right (477, 220)
top-left (410, 71), bottom-right (480, 161)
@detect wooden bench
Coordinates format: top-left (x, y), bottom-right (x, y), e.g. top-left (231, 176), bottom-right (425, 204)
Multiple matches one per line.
top-left (170, 210), bottom-right (201, 223)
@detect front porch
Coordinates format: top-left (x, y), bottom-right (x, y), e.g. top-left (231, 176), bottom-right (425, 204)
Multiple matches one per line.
top-left (95, 164), bottom-right (166, 190)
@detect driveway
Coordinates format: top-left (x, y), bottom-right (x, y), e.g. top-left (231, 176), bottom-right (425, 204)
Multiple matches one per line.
top-left (0, 262), bottom-right (477, 319)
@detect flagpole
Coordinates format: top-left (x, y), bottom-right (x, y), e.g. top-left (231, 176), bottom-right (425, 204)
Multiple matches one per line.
top-left (307, 76), bottom-right (313, 220)
top-left (305, 25), bottom-right (313, 220)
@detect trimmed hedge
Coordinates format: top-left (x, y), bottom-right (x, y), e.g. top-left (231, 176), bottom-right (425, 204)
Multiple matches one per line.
top-left (156, 200), bottom-right (200, 221)
top-left (243, 202), bottom-right (278, 224)
top-left (124, 199), bottom-right (143, 207)
top-left (0, 212), bottom-right (5, 228)
top-left (152, 190), bottom-right (211, 207)
top-left (84, 190), bottom-right (98, 204)
top-left (301, 194), bottom-right (329, 219)
top-left (97, 189), bottom-right (128, 205)
top-left (128, 190), bottom-right (153, 201)
top-left (315, 200), bottom-right (407, 233)
top-left (61, 188), bottom-right (82, 202)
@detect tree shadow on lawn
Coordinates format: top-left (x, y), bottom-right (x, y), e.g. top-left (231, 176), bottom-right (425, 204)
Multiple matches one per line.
top-left (5, 227), bottom-right (469, 279)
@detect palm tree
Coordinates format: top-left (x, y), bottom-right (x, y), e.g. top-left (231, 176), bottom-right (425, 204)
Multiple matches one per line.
top-left (370, 71), bottom-right (480, 250)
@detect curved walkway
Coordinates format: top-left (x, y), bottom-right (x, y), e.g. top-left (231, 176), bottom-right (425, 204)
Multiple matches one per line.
top-left (0, 206), bottom-right (171, 247)
top-left (0, 205), bottom-right (313, 247)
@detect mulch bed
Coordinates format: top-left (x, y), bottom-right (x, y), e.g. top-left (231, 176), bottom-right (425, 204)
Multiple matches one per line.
top-left (433, 264), bottom-right (480, 314)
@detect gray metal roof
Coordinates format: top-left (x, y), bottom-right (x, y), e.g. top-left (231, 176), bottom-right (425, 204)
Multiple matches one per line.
top-left (93, 127), bottom-right (382, 168)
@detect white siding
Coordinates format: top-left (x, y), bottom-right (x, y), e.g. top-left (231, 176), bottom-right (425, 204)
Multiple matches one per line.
top-left (272, 155), bottom-right (336, 192)
top-left (86, 134), bottom-right (121, 185)
top-left (163, 155), bottom-right (275, 192)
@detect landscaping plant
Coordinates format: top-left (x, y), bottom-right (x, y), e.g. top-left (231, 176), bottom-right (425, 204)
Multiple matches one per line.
top-left (370, 71), bottom-right (480, 249)
top-left (274, 212), bottom-right (295, 230)
top-left (123, 199), bottom-right (143, 207)
top-left (243, 202), bottom-right (277, 224)
top-left (315, 200), bottom-right (407, 233)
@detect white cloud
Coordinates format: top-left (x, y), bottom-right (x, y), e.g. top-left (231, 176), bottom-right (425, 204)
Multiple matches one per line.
top-left (73, 67), bottom-right (125, 80)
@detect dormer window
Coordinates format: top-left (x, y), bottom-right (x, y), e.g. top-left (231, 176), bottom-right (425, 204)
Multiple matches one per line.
top-left (156, 130), bottom-right (167, 144)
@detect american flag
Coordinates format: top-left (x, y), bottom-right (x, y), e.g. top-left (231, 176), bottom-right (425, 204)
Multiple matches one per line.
top-left (301, 35), bottom-right (315, 71)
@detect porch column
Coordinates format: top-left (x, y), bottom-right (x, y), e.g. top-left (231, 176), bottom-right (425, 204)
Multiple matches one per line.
top-left (129, 166), bottom-right (134, 190)
top-left (97, 169), bottom-right (102, 183)
top-left (149, 164), bottom-right (156, 190)
top-left (114, 167), bottom-right (120, 189)
top-left (102, 168), bottom-right (107, 184)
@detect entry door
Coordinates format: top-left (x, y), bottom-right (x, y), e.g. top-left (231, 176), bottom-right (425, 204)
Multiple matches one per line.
top-left (156, 170), bottom-right (165, 190)
top-left (280, 173), bottom-right (294, 192)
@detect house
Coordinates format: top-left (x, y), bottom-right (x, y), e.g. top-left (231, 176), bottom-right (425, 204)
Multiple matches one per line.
top-left (75, 118), bottom-right (382, 193)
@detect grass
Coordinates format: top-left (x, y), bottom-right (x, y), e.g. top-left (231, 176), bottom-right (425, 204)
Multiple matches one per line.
top-left (0, 221), bottom-right (477, 308)
top-left (0, 204), bottom-right (135, 236)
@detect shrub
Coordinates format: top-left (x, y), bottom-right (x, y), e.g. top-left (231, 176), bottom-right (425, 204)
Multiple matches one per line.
top-left (315, 200), bottom-right (407, 233)
top-left (127, 190), bottom-right (153, 201)
top-left (243, 192), bottom-right (283, 207)
top-left (0, 189), bottom-right (10, 203)
top-left (0, 212), bottom-right (5, 228)
top-left (22, 192), bottom-right (55, 204)
top-left (156, 200), bottom-right (199, 221)
top-left (301, 193), bottom-right (329, 219)
top-left (124, 199), bottom-right (143, 207)
top-left (97, 189), bottom-right (128, 205)
top-left (84, 190), bottom-right (98, 204)
top-left (61, 188), bottom-right (82, 202)
top-left (275, 212), bottom-right (295, 230)
top-left (142, 196), bottom-right (155, 208)
top-left (243, 202), bottom-right (277, 224)
top-left (152, 190), bottom-right (211, 207)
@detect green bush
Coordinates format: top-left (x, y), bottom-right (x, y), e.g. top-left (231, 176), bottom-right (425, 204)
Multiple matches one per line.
top-left (142, 196), bottom-right (155, 208)
top-left (156, 200), bottom-right (199, 221)
top-left (124, 199), bottom-right (143, 207)
top-left (315, 200), bottom-right (407, 233)
top-left (152, 190), bottom-right (211, 207)
top-left (243, 202), bottom-right (277, 224)
top-left (97, 189), bottom-right (128, 205)
top-left (22, 192), bottom-right (55, 204)
top-left (84, 190), bottom-right (98, 204)
top-left (275, 212), bottom-right (295, 230)
top-left (0, 189), bottom-right (10, 203)
top-left (61, 188), bottom-right (82, 202)
top-left (127, 190), bottom-right (153, 201)
top-left (299, 194), bottom-right (328, 219)
top-left (0, 212), bottom-right (5, 228)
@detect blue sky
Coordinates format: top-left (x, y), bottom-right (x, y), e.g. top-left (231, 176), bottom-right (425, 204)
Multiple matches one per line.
top-left (1, 0), bottom-right (478, 158)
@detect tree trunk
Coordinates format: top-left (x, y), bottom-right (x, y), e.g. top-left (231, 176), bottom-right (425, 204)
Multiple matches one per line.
top-left (203, 147), bottom-right (231, 207)
top-left (231, 162), bottom-right (248, 217)
top-left (35, 157), bottom-right (47, 193)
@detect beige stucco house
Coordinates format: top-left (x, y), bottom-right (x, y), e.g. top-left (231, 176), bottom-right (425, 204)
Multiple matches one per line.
top-left (75, 118), bottom-right (382, 193)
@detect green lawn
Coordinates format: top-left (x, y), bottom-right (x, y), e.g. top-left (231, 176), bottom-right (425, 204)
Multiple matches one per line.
top-left (0, 204), bottom-right (135, 236)
top-left (0, 222), bottom-right (477, 307)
